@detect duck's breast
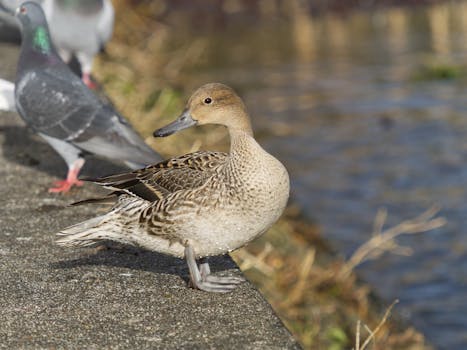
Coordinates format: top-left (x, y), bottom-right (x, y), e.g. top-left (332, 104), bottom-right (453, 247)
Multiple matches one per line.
top-left (183, 151), bottom-right (290, 257)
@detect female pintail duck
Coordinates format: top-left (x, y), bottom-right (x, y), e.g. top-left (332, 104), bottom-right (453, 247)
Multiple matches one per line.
top-left (57, 83), bottom-right (290, 293)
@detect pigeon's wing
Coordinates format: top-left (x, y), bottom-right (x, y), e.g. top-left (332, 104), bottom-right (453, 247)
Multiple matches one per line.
top-left (15, 66), bottom-right (162, 166)
top-left (0, 78), bottom-right (15, 111)
top-left (15, 67), bottom-right (99, 141)
top-left (72, 106), bottom-right (162, 167)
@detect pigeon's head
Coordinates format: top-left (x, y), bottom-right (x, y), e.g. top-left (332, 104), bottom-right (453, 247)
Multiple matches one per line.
top-left (154, 83), bottom-right (252, 137)
top-left (16, 2), bottom-right (52, 54)
top-left (15, 2), bottom-right (46, 26)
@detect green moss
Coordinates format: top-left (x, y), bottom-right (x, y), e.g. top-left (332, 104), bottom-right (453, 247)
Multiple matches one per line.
top-left (143, 87), bottom-right (183, 113)
top-left (413, 63), bottom-right (463, 81)
top-left (122, 81), bottom-right (136, 95)
top-left (327, 327), bottom-right (349, 347)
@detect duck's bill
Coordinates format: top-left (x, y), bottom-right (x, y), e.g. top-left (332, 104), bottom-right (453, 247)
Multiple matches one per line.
top-left (153, 109), bottom-right (197, 137)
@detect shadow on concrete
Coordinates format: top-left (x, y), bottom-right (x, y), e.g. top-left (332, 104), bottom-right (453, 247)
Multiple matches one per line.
top-left (51, 246), bottom-right (237, 282)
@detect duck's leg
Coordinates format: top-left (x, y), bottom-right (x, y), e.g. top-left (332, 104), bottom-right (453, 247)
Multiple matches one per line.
top-left (199, 257), bottom-right (244, 284)
top-left (185, 245), bottom-right (244, 293)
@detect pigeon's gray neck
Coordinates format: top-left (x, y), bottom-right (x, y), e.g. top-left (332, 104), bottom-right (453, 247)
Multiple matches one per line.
top-left (19, 24), bottom-right (60, 72)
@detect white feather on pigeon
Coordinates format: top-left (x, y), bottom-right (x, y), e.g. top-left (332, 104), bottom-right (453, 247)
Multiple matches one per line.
top-left (0, 78), bottom-right (15, 111)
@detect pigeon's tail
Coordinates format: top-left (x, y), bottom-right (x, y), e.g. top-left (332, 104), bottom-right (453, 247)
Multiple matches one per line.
top-left (73, 108), bottom-right (164, 169)
top-left (56, 213), bottom-right (128, 247)
top-left (123, 144), bottom-right (163, 169)
top-left (124, 159), bottom-right (154, 170)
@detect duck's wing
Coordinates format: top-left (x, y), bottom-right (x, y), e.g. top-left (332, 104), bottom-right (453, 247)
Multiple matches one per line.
top-left (139, 151), bottom-right (228, 192)
top-left (82, 151), bottom-right (228, 203)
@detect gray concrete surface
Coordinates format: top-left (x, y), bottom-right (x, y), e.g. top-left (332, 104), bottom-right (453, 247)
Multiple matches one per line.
top-left (0, 42), bottom-right (300, 349)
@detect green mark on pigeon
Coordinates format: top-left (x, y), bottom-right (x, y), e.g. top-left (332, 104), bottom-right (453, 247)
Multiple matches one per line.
top-left (33, 26), bottom-right (51, 53)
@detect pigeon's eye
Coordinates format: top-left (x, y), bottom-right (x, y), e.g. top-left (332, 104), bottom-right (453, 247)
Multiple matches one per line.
top-left (20, 6), bottom-right (26, 13)
top-left (204, 97), bottom-right (212, 104)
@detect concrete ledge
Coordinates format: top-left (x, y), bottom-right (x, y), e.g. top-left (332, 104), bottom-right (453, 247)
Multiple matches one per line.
top-left (0, 43), bottom-right (300, 349)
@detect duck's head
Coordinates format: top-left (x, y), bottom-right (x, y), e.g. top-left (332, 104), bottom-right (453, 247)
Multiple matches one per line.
top-left (154, 83), bottom-right (253, 137)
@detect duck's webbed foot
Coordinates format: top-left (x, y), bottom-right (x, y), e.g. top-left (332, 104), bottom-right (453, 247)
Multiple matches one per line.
top-left (184, 245), bottom-right (244, 293)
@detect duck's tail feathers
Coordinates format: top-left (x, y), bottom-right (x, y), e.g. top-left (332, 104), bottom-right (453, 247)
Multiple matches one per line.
top-left (56, 214), bottom-right (118, 247)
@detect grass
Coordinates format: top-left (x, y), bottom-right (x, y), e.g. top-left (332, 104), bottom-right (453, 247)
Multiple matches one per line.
top-left (412, 59), bottom-right (464, 81)
top-left (93, 2), bottom-right (442, 348)
top-left (231, 206), bottom-right (443, 349)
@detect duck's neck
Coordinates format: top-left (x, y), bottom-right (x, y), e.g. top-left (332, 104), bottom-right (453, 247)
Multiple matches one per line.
top-left (228, 128), bottom-right (264, 167)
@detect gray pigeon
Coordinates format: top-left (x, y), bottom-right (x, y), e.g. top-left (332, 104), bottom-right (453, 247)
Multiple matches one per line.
top-left (15, 2), bottom-right (162, 192)
top-left (1, 0), bottom-right (114, 88)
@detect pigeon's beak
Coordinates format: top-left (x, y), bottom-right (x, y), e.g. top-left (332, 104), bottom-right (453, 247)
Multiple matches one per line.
top-left (153, 109), bottom-right (197, 137)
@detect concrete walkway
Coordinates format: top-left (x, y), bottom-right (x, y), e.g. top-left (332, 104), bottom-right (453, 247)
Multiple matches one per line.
top-left (0, 42), bottom-right (299, 349)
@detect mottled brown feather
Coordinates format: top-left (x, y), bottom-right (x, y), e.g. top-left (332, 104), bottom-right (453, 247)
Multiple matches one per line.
top-left (80, 151), bottom-right (228, 203)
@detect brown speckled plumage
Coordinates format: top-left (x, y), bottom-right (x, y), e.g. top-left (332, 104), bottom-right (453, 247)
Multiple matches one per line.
top-left (57, 83), bottom-right (290, 292)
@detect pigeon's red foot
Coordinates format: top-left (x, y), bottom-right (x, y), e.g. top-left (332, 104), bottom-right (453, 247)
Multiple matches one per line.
top-left (82, 73), bottom-right (97, 90)
top-left (48, 178), bottom-right (84, 193)
top-left (48, 158), bottom-right (85, 193)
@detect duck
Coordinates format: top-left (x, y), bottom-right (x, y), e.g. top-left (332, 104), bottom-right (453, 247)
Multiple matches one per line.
top-left (57, 83), bottom-right (290, 293)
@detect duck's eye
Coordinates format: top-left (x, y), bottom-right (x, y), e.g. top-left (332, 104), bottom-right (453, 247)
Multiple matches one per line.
top-left (204, 97), bottom-right (212, 104)
top-left (20, 6), bottom-right (26, 13)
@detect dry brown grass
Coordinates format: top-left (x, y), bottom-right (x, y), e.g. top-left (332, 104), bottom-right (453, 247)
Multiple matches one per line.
top-left (354, 300), bottom-right (399, 350)
top-left (231, 206), bottom-right (442, 349)
top-left (338, 206), bottom-right (446, 280)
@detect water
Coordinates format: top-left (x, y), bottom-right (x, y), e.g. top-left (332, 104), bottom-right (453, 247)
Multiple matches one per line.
top-left (174, 3), bottom-right (467, 349)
